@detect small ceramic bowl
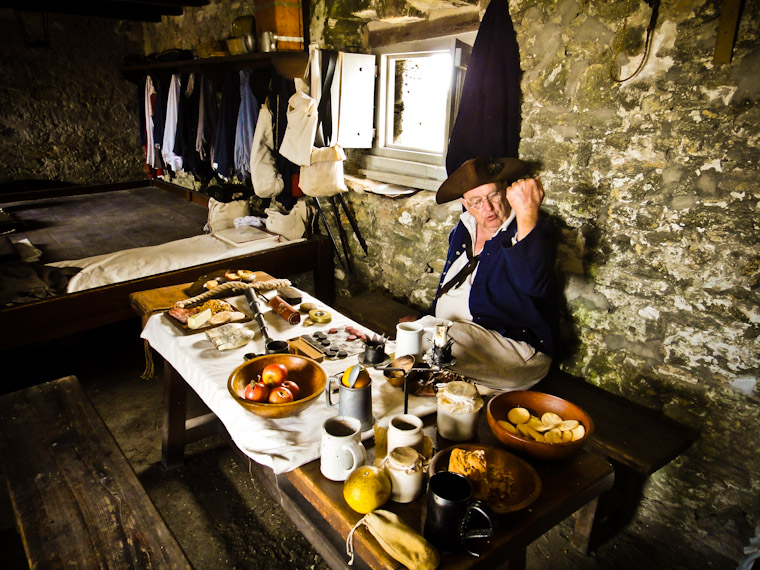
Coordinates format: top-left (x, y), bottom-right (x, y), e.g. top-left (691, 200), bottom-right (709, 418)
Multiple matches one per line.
top-left (382, 354), bottom-right (415, 388)
top-left (487, 391), bottom-right (593, 460)
top-left (228, 354), bottom-right (327, 419)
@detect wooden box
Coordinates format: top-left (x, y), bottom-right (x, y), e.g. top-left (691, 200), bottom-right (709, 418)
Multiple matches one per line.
top-left (254, 0), bottom-right (304, 51)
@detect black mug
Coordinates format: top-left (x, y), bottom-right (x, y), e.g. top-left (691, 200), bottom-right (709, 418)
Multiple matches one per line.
top-left (423, 471), bottom-right (497, 555)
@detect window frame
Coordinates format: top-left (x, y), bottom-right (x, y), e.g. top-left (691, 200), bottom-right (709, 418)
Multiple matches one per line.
top-left (360, 34), bottom-right (474, 191)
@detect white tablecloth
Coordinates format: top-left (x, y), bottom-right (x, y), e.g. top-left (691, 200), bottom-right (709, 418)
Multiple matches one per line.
top-left (141, 290), bottom-right (437, 474)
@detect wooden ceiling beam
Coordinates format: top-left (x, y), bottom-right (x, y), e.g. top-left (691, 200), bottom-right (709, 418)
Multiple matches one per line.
top-left (0, 1), bottom-right (209, 22)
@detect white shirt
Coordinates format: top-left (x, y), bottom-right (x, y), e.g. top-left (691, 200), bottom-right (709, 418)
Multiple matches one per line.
top-left (435, 209), bottom-right (515, 322)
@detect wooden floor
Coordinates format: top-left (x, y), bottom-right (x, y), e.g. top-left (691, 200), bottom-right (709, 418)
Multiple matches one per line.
top-left (2, 186), bottom-right (209, 263)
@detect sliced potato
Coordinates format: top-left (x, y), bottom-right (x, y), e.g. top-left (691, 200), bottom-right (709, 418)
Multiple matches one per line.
top-left (545, 427), bottom-right (563, 443)
top-left (562, 430), bottom-right (574, 442)
top-left (559, 419), bottom-right (580, 431)
top-left (527, 427), bottom-right (545, 442)
top-left (541, 412), bottom-right (563, 427)
top-left (497, 419), bottom-right (518, 434)
top-left (517, 423), bottom-right (533, 438)
top-left (571, 424), bottom-right (586, 441)
top-left (507, 406), bottom-right (531, 425)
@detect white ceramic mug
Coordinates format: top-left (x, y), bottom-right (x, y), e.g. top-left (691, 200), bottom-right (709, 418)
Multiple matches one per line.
top-left (395, 322), bottom-right (423, 361)
top-left (320, 416), bottom-right (366, 481)
top-left (387, 413), bottom-right (424, 454)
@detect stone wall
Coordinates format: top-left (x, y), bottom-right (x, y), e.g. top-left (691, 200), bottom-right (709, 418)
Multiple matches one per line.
top-left (137, 0), bottom-right (759, 565)
top-left (0, 11), bottom-right (145, 186)
top-left (322, 0), bottom-right (760, 564)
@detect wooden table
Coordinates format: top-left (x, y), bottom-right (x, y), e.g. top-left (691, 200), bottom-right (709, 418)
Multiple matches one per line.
top-left (130, 282), bottom-right (615, 570)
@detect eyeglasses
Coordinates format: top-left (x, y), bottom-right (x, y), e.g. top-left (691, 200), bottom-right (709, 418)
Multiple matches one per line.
top-left (465, 190), bottom-right (504, 210)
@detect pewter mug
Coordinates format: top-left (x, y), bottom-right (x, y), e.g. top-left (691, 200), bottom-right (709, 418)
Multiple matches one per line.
top-left (424, 471), bottom-right (497, 555)
top-left (325, 376), bottom-right (374, 431)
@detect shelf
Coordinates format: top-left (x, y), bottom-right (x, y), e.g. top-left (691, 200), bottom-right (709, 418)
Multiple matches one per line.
top-left (121, 51), bottom-right (308, 79)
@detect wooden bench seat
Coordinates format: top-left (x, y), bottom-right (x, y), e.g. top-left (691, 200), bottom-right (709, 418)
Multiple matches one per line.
top-left (535, 369), bottom-right (699, 552)
top-left (0, 376), bottom-right (192, 569)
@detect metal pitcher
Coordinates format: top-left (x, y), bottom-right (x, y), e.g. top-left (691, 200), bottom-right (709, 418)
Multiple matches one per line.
top-left (325, 376), bottom-right (374, 432)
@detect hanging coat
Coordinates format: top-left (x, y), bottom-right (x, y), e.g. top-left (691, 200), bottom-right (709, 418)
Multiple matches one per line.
top-left (214, 71), bottom-right (241, 179)
top-left (445, 0), bottom-right (522, 175)
top-left (234, 68), bottom-right (259, 179)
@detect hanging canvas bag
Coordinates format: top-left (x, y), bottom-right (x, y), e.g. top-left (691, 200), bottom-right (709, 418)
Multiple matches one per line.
top-left (278, 48), bottom-right (319, 166)
top-left (298, 144), bottom-right (348, 197)
top-left (250, 103), bottom-right (284, 198)
top-left (297, 50), bottom-right (346, 197)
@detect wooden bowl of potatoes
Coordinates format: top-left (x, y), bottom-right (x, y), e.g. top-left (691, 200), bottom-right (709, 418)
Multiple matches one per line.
top-left (487, 391), bottom-right (593, 460)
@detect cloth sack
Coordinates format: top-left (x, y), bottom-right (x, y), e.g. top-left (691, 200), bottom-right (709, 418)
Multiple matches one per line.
top-left (278, 90), bottom-right (318, 166)
top-left (205, 197), bottom-right (250, 233)
top-left (298, 144), bottom-right (347, 197)
top-left (265, 199), bottom-right (309, 241)
top-left (346, 510), bottom-right (439, 570)
top-left (250, 103), bottom-right (284, 198)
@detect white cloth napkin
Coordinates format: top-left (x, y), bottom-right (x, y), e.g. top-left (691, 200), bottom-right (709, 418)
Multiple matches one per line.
top-left (141, 290), bottom-right (437, 474)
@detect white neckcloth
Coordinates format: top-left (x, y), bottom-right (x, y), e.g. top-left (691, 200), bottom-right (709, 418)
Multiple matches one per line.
top-left (140, 290), bottom-right (437, 474)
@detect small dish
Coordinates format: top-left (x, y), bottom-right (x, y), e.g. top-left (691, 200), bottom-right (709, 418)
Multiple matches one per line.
top-left (429, 443), bottom-right (541, 514)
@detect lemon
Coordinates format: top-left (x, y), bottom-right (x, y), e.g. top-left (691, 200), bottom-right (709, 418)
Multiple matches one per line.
top-left (343, 466), bottom-right (391, 514)
top-left (341, 365), bottom-right (371, 389)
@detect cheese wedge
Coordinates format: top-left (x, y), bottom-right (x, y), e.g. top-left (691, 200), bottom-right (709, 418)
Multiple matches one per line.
top-left (187, 308), bottom-right (212, 329)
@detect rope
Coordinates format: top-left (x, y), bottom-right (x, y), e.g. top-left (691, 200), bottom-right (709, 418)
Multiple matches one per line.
top-left (346, 516), bottom-right (367, 566)
top-left (609, 0), bottom-right (660, 84)
top-left (175, 278), bottom-right (292, 308)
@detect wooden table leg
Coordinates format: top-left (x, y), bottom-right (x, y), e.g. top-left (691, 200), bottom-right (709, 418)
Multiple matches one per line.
top-left (507, 548), bottom-right (526, 570)
top-left (162, 359), bottom-right (187, 470)
top-left (570, 496), bottom-right (599, 554)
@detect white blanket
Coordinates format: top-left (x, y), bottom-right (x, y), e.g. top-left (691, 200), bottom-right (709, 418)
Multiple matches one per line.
top-left (141, 291), bottom-right (438, 474)
top-left (47, 233), bottom-right (300, 293)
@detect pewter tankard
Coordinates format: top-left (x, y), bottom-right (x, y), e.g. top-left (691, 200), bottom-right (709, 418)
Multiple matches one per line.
top-left (325, 376), bottom-right (374, 432)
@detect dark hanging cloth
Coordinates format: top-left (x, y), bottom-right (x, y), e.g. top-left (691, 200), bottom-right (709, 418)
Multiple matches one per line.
top-left (196, 76), bottom-right (218, 175)
top-left (152, 76), bottom-right (168, 150)
top-left (174, 74), bottom-right (202, 176)
top-left (445, 0), bottom-right (522, 175)
top-left (214, 71), bottom-right (241, 179)
top-left (273, 75), bottom-right (298, 211)
top-left (137, 81), bottom-right (146, 147)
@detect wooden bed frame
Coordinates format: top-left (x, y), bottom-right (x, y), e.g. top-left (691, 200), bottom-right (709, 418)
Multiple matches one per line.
top-left (0, 180), bottom-right (335, 351)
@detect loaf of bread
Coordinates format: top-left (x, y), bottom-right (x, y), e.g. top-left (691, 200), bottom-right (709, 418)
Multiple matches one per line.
top-left (448, 448), bottom-right (515, 508)
top-left (448, 448), bottom-right (489, 500)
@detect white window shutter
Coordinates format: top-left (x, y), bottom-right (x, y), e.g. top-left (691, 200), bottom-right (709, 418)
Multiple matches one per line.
top-left (334, 52), bottom-right (376, 149)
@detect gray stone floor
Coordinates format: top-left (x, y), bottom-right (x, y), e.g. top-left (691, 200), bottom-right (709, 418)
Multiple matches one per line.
top-left (0, 291), bottom-right (737, 570)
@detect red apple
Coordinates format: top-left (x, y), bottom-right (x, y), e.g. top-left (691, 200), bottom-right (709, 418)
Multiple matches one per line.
top-left (244, 381), bottom-right (269, 402)
top-left (280, 380), bottom-right (300, 399)
top-left (268, 386), bottom-right (294, 404)
top-left (261, 363), bottom-right (288, 387)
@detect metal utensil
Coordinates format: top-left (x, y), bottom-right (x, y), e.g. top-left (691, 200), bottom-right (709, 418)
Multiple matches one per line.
top-left (244, 289), bottom-right (289, 354)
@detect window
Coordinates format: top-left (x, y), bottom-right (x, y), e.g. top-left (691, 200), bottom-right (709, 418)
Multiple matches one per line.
top-left (359, 35), bottom-right (474, 191)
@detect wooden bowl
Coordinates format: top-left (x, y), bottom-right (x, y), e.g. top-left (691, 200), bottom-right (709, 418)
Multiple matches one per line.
top-left (428, 444), bottom-right (541, 514)
top-left (487, 391), bottom-right (594, 460)
top-left (228, 354), bottom-right (327, 419)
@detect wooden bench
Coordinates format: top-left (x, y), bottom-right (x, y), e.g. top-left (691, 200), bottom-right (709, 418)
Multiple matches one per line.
top-left (0, 376), bottom-right (192, 569)
top-left (535, 369), bottom-right (700, 553)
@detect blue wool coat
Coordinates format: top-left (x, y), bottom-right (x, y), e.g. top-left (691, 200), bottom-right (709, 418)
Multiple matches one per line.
top-left (432, 215), bottom-right (559, 357)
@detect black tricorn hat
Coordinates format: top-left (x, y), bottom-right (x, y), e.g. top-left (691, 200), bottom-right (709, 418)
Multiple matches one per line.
top-left (436, 157), bottom-right (533, 204)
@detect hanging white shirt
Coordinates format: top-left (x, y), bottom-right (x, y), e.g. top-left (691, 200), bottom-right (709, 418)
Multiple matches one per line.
top-left (162, 74), bottom-right (183, 172)
top-left (144, 75), bottom-right (156, 168)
